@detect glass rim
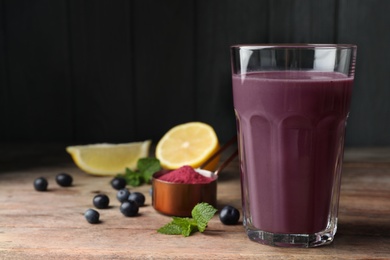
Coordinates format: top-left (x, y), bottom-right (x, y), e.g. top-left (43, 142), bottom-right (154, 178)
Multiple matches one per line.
top-left (231, 43), bottom-right (357, 50)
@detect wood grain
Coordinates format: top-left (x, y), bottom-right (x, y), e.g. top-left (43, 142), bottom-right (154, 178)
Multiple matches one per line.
top-left (195, 0), bottom-right (269, 142)
top-left (269, 0), bottom-right (336, 43)
top-left (338, 0), bottom-right (390, 146)
top-left (68, 0), bottom-right (135, 143)
top-left (1, 1), bottom-right (390, 146)
top-left (132, 0), bottom-right (196, 142)
top-left (0, 145), bottom-right (389, 259)
top-left (0, 0), bottom-right (73, 142)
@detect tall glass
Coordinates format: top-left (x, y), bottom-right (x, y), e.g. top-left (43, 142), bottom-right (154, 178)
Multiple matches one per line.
top-left (231, 44), bottom-right (357, 247)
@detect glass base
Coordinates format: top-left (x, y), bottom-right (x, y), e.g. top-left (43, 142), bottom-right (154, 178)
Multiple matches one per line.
top-left (245, 226), bottom-right (337, 248)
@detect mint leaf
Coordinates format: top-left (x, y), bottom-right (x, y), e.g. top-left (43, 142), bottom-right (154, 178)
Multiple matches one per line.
top-left (157, 222), bottom-right (183, 235)
top-left (137, 157), bottom-right (161, 183)
top-left (172, 217), bottom-right (198, 237)
top-left (157, 203), bottom-right (217, 237)
top-left (158, 217), bottom-right (198, 237)
top-left (192, 203), bottom-right (218, 232)
top-left (122, 168), bottom-right (144, 187)
top-left (121, 157), bottom-right (161, 187)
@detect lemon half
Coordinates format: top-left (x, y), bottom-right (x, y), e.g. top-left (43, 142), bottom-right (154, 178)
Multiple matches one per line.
top-left (66, 140), bottom-right (151, 176)
top-left (156, 122), bottom-right (219, 170)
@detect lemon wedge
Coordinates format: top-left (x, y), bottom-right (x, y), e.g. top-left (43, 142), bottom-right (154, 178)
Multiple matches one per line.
top-left (66, 140), bottom-right (151, 176)
top-left (155, 122), bottom-right (219, 170)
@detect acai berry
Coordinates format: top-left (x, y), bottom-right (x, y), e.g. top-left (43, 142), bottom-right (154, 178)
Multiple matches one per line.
top-left (55, 173), bottom-right (73, 187)
top-left (110, 177), bottom-right (127, 190)
top-left (116, 189), bottom-right (131, 203)
top-left (84, 209), bottom-right (100, 224)
top-left (34, 177), bottom-right (48, 191)
top-left (93, 194), bottom-right (110, 209)
top-left (128, 192), bottom-right (145, 206)
top-left (120, 200), bottom-right (139, 217)
top-left (219, 205), bottom-right (240, 225)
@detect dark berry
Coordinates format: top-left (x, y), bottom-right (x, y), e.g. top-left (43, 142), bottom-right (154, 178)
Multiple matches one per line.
top-left (128, 192), bottom-right (145, 206)
top-left (120, 200), bottom-right (139, 217)
top-left (93, 194), bottom-right (110, 209)
top-left (34, 177), bottom-right (48, 191)
top-left (55, 173), bottom-right (73, 187)
top-left (219, 205), bottom-right (240, 225)
top-left (110, 177), bottom-right (127, 190)
top-left (84, 209), bottom-right (100, 224)
top-left (116, 189), bottom-right (130, 203)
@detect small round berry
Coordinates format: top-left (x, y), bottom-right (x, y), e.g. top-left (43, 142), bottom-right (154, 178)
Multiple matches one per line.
top-left (110, 177), bottom-right (127, 190)
top-left (93, 194), bottom-right (110, 209)
top-left (116, 189), bottom-right (130, 203)
top-left (128, 192), bottom-right (145, 206)
top-left (34, 177), bottom-right (48, 191)
top-left (219, 205), bottom-right (240, 225)
top-left (55, 173), bottom-right (73, 187)
top-left (120, 200), bottom-right (139, 217)
top-left (84, 209), bottom-right (100, 224)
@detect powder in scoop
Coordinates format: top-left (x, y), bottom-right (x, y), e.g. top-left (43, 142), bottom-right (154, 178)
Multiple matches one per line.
top-left (158, 165), bottom-right (213, 184)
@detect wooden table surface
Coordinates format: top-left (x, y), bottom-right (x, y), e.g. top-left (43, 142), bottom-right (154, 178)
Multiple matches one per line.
top-left (0, 144), bottom-right (390, 259)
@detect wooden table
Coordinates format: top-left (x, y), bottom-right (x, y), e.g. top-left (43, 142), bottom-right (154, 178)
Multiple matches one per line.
top-left (1, 144), bottom-right (390, 259)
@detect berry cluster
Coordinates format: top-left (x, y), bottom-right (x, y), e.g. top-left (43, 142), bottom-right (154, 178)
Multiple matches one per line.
top-left (33, 173), bottom-right (73, 191)
top-left (34, 175), bottom-right (240, 226)
top-left (85, 178), bottom-right (146, 223)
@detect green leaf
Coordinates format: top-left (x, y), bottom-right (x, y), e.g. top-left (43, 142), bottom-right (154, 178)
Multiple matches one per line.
top-left (171, 217), bottom-right (198, 237)
top-left (157, 222), bottom-right (183, 235)
top-left (157, 202), bottom-right (217, 237)
top-left (137, 157), bottom-right (161, 183)
top-left (191, 203), bottom-right (217, 232)
top-left (121, 157), bottom-right (161, 187)
top-left (157, 218), bottom-right (197, 237)
top-left (123, 168), bottom-right (144, 187)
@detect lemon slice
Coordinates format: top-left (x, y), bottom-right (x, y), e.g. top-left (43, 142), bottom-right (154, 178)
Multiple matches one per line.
top-left (66, 140), bottom-right (151, 176)
top-left (156, 122), bottom-right (219, 170)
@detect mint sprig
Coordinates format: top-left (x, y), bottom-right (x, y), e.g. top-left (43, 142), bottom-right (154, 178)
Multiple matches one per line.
top-left (137, 157), bottom-right (161, 182)
top-left (119, 157), bottom-right (161, 187)
top-left (191, 202), bottom-right (217, 232)
top-left (157, 203), bottom-right (217, 237)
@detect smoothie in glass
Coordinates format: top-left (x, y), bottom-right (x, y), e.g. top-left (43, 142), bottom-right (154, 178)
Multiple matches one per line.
top-left (233, 71), bottom-right (352, 234)
top-left (231, 44), bottom-right (357, 247)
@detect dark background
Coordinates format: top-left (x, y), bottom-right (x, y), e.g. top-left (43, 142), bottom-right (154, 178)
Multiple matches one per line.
top-left (0, 0), bottom-right (389, 146)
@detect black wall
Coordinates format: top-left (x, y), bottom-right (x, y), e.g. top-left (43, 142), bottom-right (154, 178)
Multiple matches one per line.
top-left (0, 0), bottom-right (389, 146)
